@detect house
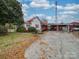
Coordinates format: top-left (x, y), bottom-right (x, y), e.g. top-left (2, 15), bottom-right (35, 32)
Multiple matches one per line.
top-left (70, 21), bottom-right (79, 31)
top-left (24, 16), bottom-right (48, 32)
top-left (41, 19), bottom-right (48, 31)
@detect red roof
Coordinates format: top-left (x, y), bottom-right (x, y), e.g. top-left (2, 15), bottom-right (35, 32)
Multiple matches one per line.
top-left (70, 22), bottom-right (79, 24)
top-left (27, 17), bottom-right (37, 23)
top-left (26, 16), bottom-right (48, 25)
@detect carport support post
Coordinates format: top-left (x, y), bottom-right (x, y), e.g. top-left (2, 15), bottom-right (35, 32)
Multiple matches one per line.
top-left (68, 25), bottom-right (70, 32)
top-left (57, 25), bottom-right (59, 31)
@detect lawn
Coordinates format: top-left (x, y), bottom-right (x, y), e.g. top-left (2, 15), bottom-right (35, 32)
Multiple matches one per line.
top-left (0, 33), bottom-right (34, 50)
top-left (0, 32), bottom-right (38, 59)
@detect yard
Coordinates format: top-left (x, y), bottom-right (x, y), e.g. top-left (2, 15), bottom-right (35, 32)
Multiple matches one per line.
top-left (0, 33), bottom-right (39, 59)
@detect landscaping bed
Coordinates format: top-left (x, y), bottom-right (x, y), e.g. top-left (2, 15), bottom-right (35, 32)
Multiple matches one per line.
top-left (0, 33), bottom-right (39, 59)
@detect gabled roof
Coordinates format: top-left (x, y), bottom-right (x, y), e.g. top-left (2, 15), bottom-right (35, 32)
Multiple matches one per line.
top-left (26, 16), bottom-right (48, 25)
top-left (27, 16), bottom-right (41, 23)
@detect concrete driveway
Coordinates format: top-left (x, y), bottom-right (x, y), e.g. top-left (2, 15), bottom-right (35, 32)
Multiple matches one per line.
top-left (25, 31), bottom-right (79, 59)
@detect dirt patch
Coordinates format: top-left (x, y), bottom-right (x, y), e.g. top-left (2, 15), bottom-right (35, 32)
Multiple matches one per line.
top-left (0, 35), bottom-right (39, 59)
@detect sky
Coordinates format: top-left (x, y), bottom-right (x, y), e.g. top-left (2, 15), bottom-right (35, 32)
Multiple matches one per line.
top-left (17, 0), bottom-right (79, 23)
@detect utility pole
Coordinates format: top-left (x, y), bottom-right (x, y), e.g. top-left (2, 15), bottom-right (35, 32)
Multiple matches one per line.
top-left (55, 1), bottom-right (57, 23)
top-left (55, 1), bottom-right (59, 31)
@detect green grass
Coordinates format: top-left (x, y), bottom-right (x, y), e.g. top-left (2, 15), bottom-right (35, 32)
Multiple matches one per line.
top-left (0, 33), bottom-right (33, 49)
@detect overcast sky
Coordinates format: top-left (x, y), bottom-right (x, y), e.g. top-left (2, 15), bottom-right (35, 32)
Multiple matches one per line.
top-left (17, 0), bottom-right (79, 23)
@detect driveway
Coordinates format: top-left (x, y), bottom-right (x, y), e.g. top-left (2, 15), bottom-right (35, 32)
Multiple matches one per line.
top-left (25, 31), bottom-right (79, 59)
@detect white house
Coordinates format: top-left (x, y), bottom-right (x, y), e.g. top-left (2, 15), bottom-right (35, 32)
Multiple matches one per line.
top-left (24, 16), bottom-right (48, 32)
top-left (25, 16), bottom-right (42, 32)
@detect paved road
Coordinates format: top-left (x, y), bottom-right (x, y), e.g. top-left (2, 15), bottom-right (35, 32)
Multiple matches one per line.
top-left (25, 31), bottom-right (79, 59)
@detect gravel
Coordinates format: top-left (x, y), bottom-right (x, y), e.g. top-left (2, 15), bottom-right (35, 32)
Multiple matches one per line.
top-left (25, 31), bottom-right (79, 59)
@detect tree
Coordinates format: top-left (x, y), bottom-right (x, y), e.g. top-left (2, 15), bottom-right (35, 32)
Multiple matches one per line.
top-left (0, 0), bottom-right (24, 25)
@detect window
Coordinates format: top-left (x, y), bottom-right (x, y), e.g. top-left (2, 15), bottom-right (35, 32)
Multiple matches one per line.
top-left (35, 24), bottom-right (39, 28)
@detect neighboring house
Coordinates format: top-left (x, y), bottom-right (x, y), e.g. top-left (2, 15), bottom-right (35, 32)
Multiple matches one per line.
top-left (70, 21), bottom-right (79, 31)
top-left (5, 23), bottom-right (17, 32)
top-left (24, 16), bottom-right (48, 32)
top-left (41, 20), bottom-right (48, 31)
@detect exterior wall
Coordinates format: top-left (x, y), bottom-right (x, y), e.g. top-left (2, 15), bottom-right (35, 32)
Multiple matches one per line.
top-left (42, 25), bottom-right (48, 31)
top-left (70, 24), bottom-right (79, 31)
top-left (24, 24), bottom-right (28, 31)
top-left (5, 23), bottom-right (17, 32)
top-left (30, 18), bottom-right (42, 31)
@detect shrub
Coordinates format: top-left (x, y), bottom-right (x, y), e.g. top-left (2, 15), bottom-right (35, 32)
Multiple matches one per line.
top-left (17, 26), bottom-right (26, 32)
top-left (28, 27), bottom-right (37, 33)
top-left (0, 25), bottom-right (8, 35)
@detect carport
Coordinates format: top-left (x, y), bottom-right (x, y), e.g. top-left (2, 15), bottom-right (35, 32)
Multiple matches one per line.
top-left (50, 24), bottom-right (70, 32)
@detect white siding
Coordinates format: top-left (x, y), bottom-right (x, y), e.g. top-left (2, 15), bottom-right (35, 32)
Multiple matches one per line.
top-left (24, 24), bottom-right (28, 30)
top-left (31, 18), bottom-right (42, 31)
